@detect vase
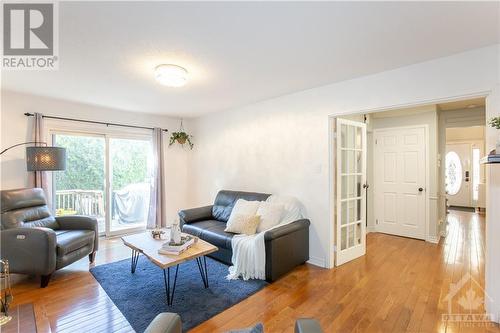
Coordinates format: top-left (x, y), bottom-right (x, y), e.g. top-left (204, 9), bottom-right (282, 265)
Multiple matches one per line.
top-left (177, 137), bottom-right (187, 144)
top-left (170, 223), bottom-right (181, 244)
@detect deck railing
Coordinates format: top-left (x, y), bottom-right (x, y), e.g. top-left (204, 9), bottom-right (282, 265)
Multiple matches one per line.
top-left (55, 190), bottom-right (104, 217)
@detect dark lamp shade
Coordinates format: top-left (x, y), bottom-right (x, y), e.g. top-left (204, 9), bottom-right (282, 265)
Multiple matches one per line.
top-left (26, 147), bottom-right (66, 171)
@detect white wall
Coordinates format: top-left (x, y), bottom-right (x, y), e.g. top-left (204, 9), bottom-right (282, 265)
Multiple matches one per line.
top-left (0, 90), bottom-right (192, 224)
top-left (189, 45), bottom-right (499, 302)
top-left (446, 126), bottom-right (485, 142)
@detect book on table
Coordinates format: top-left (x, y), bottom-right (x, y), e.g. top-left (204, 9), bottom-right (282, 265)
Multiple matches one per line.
top-left (158, 234), bottom-right (196, 255)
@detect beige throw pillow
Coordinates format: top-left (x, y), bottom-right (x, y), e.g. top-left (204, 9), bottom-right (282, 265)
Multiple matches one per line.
top-left (224, 214), bottom-right (261, 235)
top-left (230, 199), bottom-right (260, 217)
top-left (256, 202), bottom-right (284, 233)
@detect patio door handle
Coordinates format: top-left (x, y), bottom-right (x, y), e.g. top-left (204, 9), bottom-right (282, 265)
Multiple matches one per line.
top-left (418, 187), bottom-right (424, 192)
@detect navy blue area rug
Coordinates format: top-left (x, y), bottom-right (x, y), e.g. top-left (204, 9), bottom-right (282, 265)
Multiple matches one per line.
top-left (90, 256), bottom-right (268, 332)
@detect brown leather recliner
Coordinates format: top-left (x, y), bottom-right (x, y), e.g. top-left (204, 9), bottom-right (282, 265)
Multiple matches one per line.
top-left (0, 188), bottom-right (98, 287)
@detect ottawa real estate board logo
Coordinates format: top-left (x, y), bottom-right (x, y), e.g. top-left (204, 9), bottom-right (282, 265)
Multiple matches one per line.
top-left (2, 2), bottom-right (58, 70)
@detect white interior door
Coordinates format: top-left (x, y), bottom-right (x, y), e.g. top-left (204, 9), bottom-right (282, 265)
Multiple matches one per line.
top-left (336, 118), bottom-right (367, 266)
top-left (374, 126), bottom-right (427, 240)
top-left (445, 143), bottom-right (472, 207)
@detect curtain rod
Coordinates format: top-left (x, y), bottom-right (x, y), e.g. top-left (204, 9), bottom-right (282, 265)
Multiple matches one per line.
top-left (24, 113), bottom-right (168, 132)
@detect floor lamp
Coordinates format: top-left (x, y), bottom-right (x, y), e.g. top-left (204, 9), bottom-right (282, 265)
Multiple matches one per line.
top-left (0, 142), bottom-right (67, 187)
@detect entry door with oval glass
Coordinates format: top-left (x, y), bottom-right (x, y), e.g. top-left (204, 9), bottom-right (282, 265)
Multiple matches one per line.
top-left (336, 118), bottom-right (367, 266)
top-left (374, 126), bottom-right (427, 240)
top-left (445, 143), bottom-right (471, 207)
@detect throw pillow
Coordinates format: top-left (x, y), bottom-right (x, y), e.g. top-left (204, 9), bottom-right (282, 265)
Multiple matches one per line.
top-left (231, 199), bottom-right (261, 216)
top-left (265, 195), bottom-right (304, 224)
top-left (226, 199), bottom-right (260, 229)
top-left (256, 202), bottom-right (284, 233)
top-left (224, 214), bottom-right (261, 235)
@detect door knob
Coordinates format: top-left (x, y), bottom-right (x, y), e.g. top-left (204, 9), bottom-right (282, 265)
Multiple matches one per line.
top-left (418, 187), bottom-right (424, 192)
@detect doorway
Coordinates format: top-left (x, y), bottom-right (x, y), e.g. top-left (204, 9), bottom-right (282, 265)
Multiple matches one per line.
top-left (332, 97), bottom-right (488, 267)
top-left (52, 131), bottom-right (153, 237)
top-left (444, 127), bottom-right (485, 211)
top-left (373, 125), bottom-right (428, 240)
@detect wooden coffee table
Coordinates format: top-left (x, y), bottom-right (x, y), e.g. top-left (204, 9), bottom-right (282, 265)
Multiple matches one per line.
top-left (121, 232), bottom-right (218, 305)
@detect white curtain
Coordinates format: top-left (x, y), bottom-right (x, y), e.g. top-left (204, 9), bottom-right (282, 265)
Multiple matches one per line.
top-left (147, 128), bottom-right (166, 228)
top-left (28, 113), bottom-right (50, 203)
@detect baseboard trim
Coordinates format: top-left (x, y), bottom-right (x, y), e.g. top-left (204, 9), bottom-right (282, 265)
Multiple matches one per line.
top-left (307, 256), bottom-right (326, 268)
top-left (426, 235), bottom-right (440, 244)
top-left (367, 226), bottom-right (376, 233)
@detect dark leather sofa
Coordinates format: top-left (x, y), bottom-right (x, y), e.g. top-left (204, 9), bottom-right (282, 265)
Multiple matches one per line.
top-left (179, 190), bottom-right (310, 281)
top-left (0, 188), bottom-right (98, 287)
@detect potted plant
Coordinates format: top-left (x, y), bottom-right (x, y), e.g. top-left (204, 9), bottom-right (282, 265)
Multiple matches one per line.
top-left (488, 116), bottom-right (500, 154)
top-left (169, 131), bottom-right (194, 149)
top-left (169, 120), bottom-right (193, 149)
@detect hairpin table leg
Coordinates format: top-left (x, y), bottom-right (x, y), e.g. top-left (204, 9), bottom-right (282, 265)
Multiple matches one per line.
top-left (196, 256), bottom-right (209, 288)
top-left (163, 265), bottom-right (179, 305)
top-left (130, 249), bottom-right (140, 273)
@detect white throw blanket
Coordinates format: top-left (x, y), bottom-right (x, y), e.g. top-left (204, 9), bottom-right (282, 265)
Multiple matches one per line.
top-left (227, 195), bottom-right (304, 280)
top-left (227, 232), bottom-right (267, 280)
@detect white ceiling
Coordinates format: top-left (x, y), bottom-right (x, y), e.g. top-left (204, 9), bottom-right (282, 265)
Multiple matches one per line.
top-left (2, 2), bottom-right (499, 118)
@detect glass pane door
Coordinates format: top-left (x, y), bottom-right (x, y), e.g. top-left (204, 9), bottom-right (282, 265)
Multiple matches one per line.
top-left (53, 133), bottom-right (106, 234)
top-left (53, 132), bottom-right (153, 237)
top-left (336, 118), bottom-right (366, 266)
top-left (108, 137), bottom-right (153, 235)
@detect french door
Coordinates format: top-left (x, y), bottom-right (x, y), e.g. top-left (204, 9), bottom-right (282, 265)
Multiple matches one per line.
top-left (53, 132), bottom-right (153, 237)
top-left (335, 118), bottom-right (367, 266)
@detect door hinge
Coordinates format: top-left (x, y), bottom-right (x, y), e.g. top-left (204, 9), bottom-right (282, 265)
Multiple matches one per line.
top-left (375, 139), bottom-right (378, 144)
top-left (376, 219), bottom-right (379, 225)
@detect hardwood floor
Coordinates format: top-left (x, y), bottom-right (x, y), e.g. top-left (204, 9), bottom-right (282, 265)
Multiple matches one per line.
top-left (9, 210), bottom-right (499, 333)
top-left (9, 237), bottom-right (134, 333)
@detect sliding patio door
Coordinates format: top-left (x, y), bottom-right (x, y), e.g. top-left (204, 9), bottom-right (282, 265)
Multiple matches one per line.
top-left (53, 133), bottom-right (106, 233)
top-left (108, 137), bottom-right (153, 235)
top-left (53, 132), bottom-right (153, 237)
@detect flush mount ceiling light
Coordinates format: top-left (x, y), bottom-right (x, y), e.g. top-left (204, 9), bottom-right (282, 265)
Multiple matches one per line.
top-left (154, 64), bottom-right (188, 87)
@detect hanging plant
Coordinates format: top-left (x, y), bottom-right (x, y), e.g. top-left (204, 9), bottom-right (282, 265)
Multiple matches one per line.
top-left (169, 119), bottom-right (194, 149)
top-left (488, 116), bottom-right (500, 154)
top-left (489, 116), bottom-right (500, 130)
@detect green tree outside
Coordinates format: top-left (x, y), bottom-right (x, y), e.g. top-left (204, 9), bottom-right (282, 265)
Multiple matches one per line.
top-left (55, 135), bottom-right (151, 191)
